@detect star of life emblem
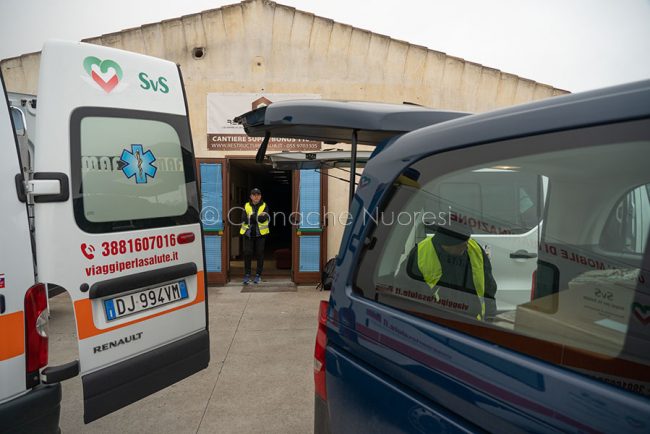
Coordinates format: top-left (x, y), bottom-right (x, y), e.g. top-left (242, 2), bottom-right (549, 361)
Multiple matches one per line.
top-left (120, 144), bottom-right (157, 184)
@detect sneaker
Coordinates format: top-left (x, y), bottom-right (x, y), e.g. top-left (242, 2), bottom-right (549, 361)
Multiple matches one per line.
top-left (253, 274), bottom-right (261, 284)
top-left (243, 274), bottom-right (250, 285)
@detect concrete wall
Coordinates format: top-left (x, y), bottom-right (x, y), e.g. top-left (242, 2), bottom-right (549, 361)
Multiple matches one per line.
top-left (1, 0), bottom-right (568, 259)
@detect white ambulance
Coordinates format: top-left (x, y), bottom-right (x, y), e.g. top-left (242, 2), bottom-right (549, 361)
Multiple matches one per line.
top-left (0, 41), bottom-right (209, 431)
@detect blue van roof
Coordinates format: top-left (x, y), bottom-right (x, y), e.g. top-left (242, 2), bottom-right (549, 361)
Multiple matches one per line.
top-left (377, 79), bottom-right (650, 165)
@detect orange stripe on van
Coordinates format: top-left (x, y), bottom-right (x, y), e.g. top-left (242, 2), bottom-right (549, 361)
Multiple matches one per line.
top-left (0, 311), bottom-right (25, 360)
top-left (74, 271), bottom-right (206, 340)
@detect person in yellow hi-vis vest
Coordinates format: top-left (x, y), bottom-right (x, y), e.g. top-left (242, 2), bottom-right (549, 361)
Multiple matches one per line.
top-left (408, 223), bottom-right (497, 320)
top-left (240, 188), bottom-right (270, 284)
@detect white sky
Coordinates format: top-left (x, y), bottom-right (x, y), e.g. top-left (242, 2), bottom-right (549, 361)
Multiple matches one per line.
top-left (1, 0), bottom-right (649, 92)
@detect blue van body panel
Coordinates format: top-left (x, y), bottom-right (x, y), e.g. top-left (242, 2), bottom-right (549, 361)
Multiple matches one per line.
top-left (326, 295), bottom-right (650, 433)
top-left (326, 345), bottom-right (478, 434)
top-left (325, 80), bottom-right (650, 433)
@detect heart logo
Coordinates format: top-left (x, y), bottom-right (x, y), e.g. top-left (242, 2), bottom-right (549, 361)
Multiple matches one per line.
top-left (632, 302), bottom-right (650, 325)
top-left (83, 56), bottom-right (123, 93)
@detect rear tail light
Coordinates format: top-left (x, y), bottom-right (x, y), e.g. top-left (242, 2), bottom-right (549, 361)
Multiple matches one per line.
top-left (314, 300), bottom-right (329, 401)
top-left (25, 283), bottom-right (48, 374)
top-left (177, 232), bottom-right (195, 244)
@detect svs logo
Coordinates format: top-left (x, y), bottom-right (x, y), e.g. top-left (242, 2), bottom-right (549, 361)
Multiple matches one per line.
top-left (594, 288), bottom-right (614, 301)
top-left (139, 72), bottom-right (169, 93)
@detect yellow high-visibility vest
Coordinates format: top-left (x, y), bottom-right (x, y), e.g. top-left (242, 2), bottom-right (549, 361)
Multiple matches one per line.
top-left (240, 202), bottom-right (270, 236)
top-left (417, 237), bottom-right (486, 320)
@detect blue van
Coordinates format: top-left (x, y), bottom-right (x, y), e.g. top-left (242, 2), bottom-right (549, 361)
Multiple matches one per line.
top-left (237, 81), bottom-right (650, 433)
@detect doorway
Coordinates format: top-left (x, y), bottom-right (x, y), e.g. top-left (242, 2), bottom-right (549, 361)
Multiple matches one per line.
top-left (228, 159), bottom-right (293, 279)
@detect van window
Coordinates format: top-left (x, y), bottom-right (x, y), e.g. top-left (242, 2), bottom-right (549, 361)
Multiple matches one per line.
top-left (71, 108), bottom-right (198, 233)
top-left (436, 170), bottom-right (541, 235)
top-left (355, 120), bottom-right (650, 396)
top-left (10, 107), bottom-right (25, 134)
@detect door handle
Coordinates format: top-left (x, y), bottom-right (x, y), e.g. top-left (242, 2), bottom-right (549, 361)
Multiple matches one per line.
top-left (510, 250), bottom-right (537, 259)
top-left (42, 360), bottom-right (80, 383)
top-left (28, 172), bottom-right (70, 203)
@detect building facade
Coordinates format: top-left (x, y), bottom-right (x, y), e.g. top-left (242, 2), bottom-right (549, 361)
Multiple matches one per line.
top-left (1, 0), bottom-right (567, 284)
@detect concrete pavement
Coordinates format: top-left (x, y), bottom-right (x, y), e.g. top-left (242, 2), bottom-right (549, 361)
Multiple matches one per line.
top-left (48, 282), bottom-right (329, 433)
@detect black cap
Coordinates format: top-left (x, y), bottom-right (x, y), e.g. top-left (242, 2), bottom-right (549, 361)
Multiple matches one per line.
top-left (250, 188), bottom-right (262, 195)
top-left (433, 222), bottom-right (472, 245)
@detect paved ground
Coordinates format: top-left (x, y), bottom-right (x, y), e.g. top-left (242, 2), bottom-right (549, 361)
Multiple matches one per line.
top-left (48, 282), bottom-right (329, 433)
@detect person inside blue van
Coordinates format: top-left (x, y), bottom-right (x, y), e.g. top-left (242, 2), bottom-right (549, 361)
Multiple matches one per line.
top-left (407, 222), bottom-right (497, 320)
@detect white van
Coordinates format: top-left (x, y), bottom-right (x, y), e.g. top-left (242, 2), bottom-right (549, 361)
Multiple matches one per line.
top-left (0, 41), bottom-right (209, 431)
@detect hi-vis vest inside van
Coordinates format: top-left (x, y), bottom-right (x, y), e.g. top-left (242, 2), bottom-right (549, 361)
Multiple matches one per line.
top-left (240, 202), bottom-right (270, 236)
top-left (417, 237), bottom-right (486, 320)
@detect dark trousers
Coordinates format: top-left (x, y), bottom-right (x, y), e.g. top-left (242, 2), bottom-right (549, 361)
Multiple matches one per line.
top-left (243, 236), bottom-right (266, 276)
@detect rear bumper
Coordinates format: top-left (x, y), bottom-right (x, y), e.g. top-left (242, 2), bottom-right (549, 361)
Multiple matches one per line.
top-left (314, 394), bottom-right (331, 434)
top-left (82, 328), bottom-right (210, 423)
top-left (0, 383), bottom-right (62, 434)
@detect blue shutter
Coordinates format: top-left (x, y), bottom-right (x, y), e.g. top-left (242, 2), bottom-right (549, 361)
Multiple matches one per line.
top-left (200, 162), bottom-right (223, 274)
top-left (299, 236), bottom-right (320, 272)
top-left (299, 170), bottom-right (321, 272)
top-left (200, 163), bottom-right (223, 232)
top-left (299, 169), bottom-right (320, 229)
top-left (204, 235), bottom-right (222, 272)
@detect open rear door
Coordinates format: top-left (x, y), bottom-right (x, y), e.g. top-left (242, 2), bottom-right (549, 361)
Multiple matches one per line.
top-left (235, 100), bottom-right (469, 203)
top-left (234, 100), bottom-right (469, 150)
top-left (31, 41), bottom-right (209, 423)
top-left (0, 69), bottom-right (37, 407)
top-left (268, 150), bottom-right (372, 170)
top-left (235, 101), bottom-right (469, 281)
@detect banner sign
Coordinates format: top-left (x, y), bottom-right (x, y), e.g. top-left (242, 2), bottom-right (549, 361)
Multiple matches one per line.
top-left (207, 93), bottom-right (322, 151)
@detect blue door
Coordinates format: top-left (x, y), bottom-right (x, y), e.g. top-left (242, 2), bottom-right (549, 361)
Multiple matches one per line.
top-left (199, 160), bottom-right (226, 284)
top-left (293, 169), bottom-right (325, 284)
